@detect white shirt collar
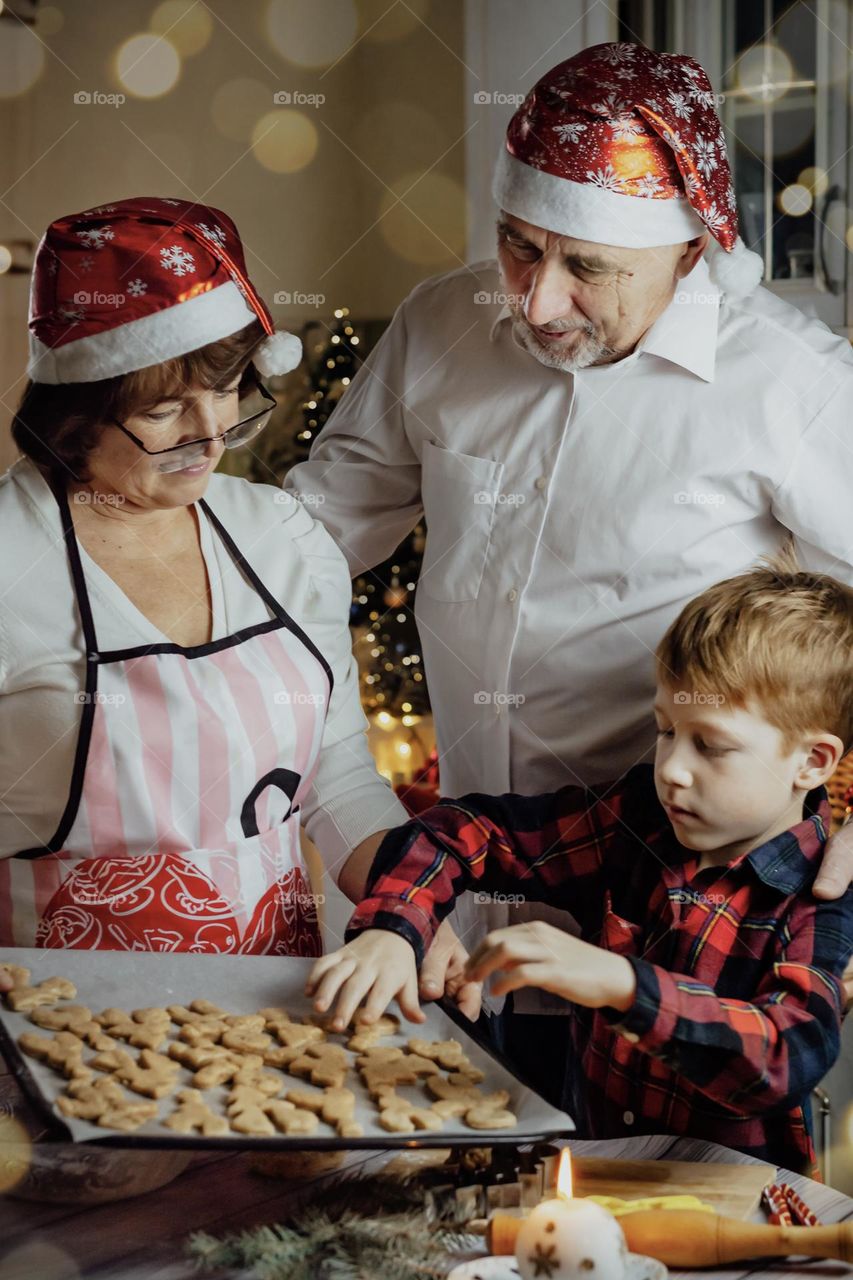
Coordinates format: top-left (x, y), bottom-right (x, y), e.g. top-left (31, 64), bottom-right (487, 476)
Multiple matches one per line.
top-left (488, 255), bottom-right (720, 383)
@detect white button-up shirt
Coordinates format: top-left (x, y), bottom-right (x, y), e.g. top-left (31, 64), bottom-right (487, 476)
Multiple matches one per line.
top-left (286, 254), bottom-right (853, 1013)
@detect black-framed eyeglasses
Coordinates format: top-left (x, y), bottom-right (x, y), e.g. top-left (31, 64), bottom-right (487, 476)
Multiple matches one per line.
top-left (112, 381), bottom-right (277, 474)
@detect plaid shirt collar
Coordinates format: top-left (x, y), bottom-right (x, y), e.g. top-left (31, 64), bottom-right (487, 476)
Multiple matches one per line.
top-left (653, 780), bottom-right (832, 895)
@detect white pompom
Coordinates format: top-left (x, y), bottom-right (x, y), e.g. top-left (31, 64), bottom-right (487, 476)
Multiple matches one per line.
top-left (253, 330), bottom-right (303, 376)
top-left (707, 236), bottom-right (763, 297)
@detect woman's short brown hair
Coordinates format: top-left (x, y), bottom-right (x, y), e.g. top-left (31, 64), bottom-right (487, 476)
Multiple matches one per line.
top-left (11, 319), bottom-right (265, 482)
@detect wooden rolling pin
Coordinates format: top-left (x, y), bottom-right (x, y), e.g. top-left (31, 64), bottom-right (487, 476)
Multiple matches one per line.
top-left (488, 1208), bottom-right (853, 1266)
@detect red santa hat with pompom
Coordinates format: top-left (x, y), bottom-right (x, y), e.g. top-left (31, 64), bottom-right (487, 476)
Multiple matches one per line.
top-left (27, 196), bottom-right (302, 384)
top-left (493, 42), bottom-right (763, 297)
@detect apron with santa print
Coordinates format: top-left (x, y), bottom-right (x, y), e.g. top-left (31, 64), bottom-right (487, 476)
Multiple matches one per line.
top-left (0, 486), bottom-right (331, 955)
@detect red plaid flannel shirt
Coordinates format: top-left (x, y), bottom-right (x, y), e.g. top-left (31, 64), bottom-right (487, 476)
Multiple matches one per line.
top-left (347, 764), bottom-right (853, 1175)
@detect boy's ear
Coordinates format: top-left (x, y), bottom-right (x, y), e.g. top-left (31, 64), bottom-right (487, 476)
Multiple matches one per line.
top-left (795, 734), bottom-right (845, 790)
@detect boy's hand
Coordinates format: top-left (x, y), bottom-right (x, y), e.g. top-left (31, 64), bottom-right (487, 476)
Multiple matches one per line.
top-left (305, 931), bottom-right (426, 1032)
top-left (465, 921), bottom-right (637, 1012)
top-left (419, 918), bottom-right (483, 1022)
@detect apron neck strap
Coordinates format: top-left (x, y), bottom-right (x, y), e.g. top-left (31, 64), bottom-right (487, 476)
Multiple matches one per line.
top-left (199, 498), bottom-right (289, 623)
top-left (53, 481), bottom-right (100, 658)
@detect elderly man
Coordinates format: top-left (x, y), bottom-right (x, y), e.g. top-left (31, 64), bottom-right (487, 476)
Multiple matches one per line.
top-left (287, 42), bottom-right (853, 1104)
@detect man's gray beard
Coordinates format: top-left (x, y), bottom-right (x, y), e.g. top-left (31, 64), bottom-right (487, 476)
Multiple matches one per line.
top-left (511, 314), bottom-right (615, 371)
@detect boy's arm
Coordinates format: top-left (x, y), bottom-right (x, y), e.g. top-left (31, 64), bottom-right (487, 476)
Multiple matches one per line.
top-left (345, 770), bottom-right (650, 965)
top-left (600, 891), bottom-right (853, 1114)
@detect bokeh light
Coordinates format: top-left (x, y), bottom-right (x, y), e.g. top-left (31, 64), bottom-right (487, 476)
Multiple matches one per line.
top-left (0, 246), bottom-right (12, 276)
top-left (0, 1114), bottom-right (32, 1193)
top-left (778, 183), bottom-right (812, 216)
top-left (115, 33), bottom-right (181, 98)
top-left (798, 166), bottom-right (829, 200)
top-left (735, 43), bottom-right (795, 105)
top-left (150, 0), bottom-right (213, 56)
top-left (0, 22), bottom-right (45, 97)
top-left (266, 0), bottom-right (358, 68)
top-left (211, 78), bottom-right (272, 141)
top-left (379, 172), bottom-right (467, 266)
top-left (251, 109), bottom-right (318, 173)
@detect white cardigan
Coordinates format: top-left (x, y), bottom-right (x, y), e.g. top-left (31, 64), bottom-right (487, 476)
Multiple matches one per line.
top-left (0, 457), bottom-right (408, 874)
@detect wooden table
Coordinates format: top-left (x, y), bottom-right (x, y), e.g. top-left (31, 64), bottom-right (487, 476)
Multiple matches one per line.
top-left (1, 1058), bottom-right (851, 1280)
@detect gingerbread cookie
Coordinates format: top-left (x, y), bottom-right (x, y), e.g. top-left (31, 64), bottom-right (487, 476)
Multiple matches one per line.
top-left (288, 1042), bottom-right (349, 1089)
top-left (286, 1086), bottom-right (363, 1139)
top-left (375, 1091), bottom-right (445, 1134)
top-left (18, 1030), bottom-right (91, 1081)
top-left (57, 1076), bottom-right (158, 1131)
top-left (6, 976), bottom-right (77, 1012)
top-left (347, 1012), bottom-right (400, 1053)
top-left (163, 1088), bottom-right (230, 1137)
top-left (90, 1047), bottom-right (180, 1099)
top-left (407, 1037), bottom-right (472, 1071)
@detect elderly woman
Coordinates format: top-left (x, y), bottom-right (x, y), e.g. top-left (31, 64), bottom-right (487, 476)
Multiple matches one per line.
top-left (0, 195), bottom-right (451, 987)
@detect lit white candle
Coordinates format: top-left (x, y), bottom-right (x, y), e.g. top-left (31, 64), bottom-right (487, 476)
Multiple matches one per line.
top-left (515, 1150), bottom-right (629, 1280)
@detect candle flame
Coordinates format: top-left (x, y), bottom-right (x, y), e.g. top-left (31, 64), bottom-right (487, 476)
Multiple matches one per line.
top-left (556, 1149), bottom-right (573, 1200)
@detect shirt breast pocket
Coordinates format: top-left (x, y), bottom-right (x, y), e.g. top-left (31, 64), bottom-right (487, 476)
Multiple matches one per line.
top-left (419, 441), bottom-right (504, 603)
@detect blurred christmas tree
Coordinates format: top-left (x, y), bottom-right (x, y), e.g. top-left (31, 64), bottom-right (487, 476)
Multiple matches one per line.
top-left (217, 308), bottom-right (431, 728)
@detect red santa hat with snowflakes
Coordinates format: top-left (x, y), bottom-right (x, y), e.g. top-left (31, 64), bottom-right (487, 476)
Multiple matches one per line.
top-left (27, 196), bottom-right (302, 384)
top-left (493, 42), bottom-right (763, 296)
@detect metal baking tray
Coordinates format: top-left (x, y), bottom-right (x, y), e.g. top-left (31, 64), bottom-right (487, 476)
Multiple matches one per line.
top-left (0, 950), bottom-right (575, 1150)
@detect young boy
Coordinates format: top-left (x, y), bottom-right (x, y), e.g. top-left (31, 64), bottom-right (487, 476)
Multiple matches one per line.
top-left (307, 550), bottom-right (853, 1175)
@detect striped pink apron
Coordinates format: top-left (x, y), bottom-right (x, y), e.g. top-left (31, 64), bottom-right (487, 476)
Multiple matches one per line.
top-left (1, 487), bottom-right (331, 956)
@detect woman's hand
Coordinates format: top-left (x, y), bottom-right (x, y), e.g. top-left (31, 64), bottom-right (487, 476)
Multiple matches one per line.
top-left (419, 917), bottom-right (482, 1021)
top-left (305, 930), bottom-right (426, 1032)
top-left (465, 921), bottom-right (636, 1012)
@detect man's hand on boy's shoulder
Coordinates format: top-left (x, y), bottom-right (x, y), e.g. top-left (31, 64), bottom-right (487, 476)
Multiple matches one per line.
top-left (813, 818), bottom-right (853, 1009)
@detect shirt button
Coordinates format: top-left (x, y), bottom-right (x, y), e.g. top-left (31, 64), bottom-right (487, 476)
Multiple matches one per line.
top-left (535, 476), bottom-right (548, 491)
top-left (507, 588), bottom-right (518, 603)
top-left (623, 1110), bottom-right (635, 1125)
